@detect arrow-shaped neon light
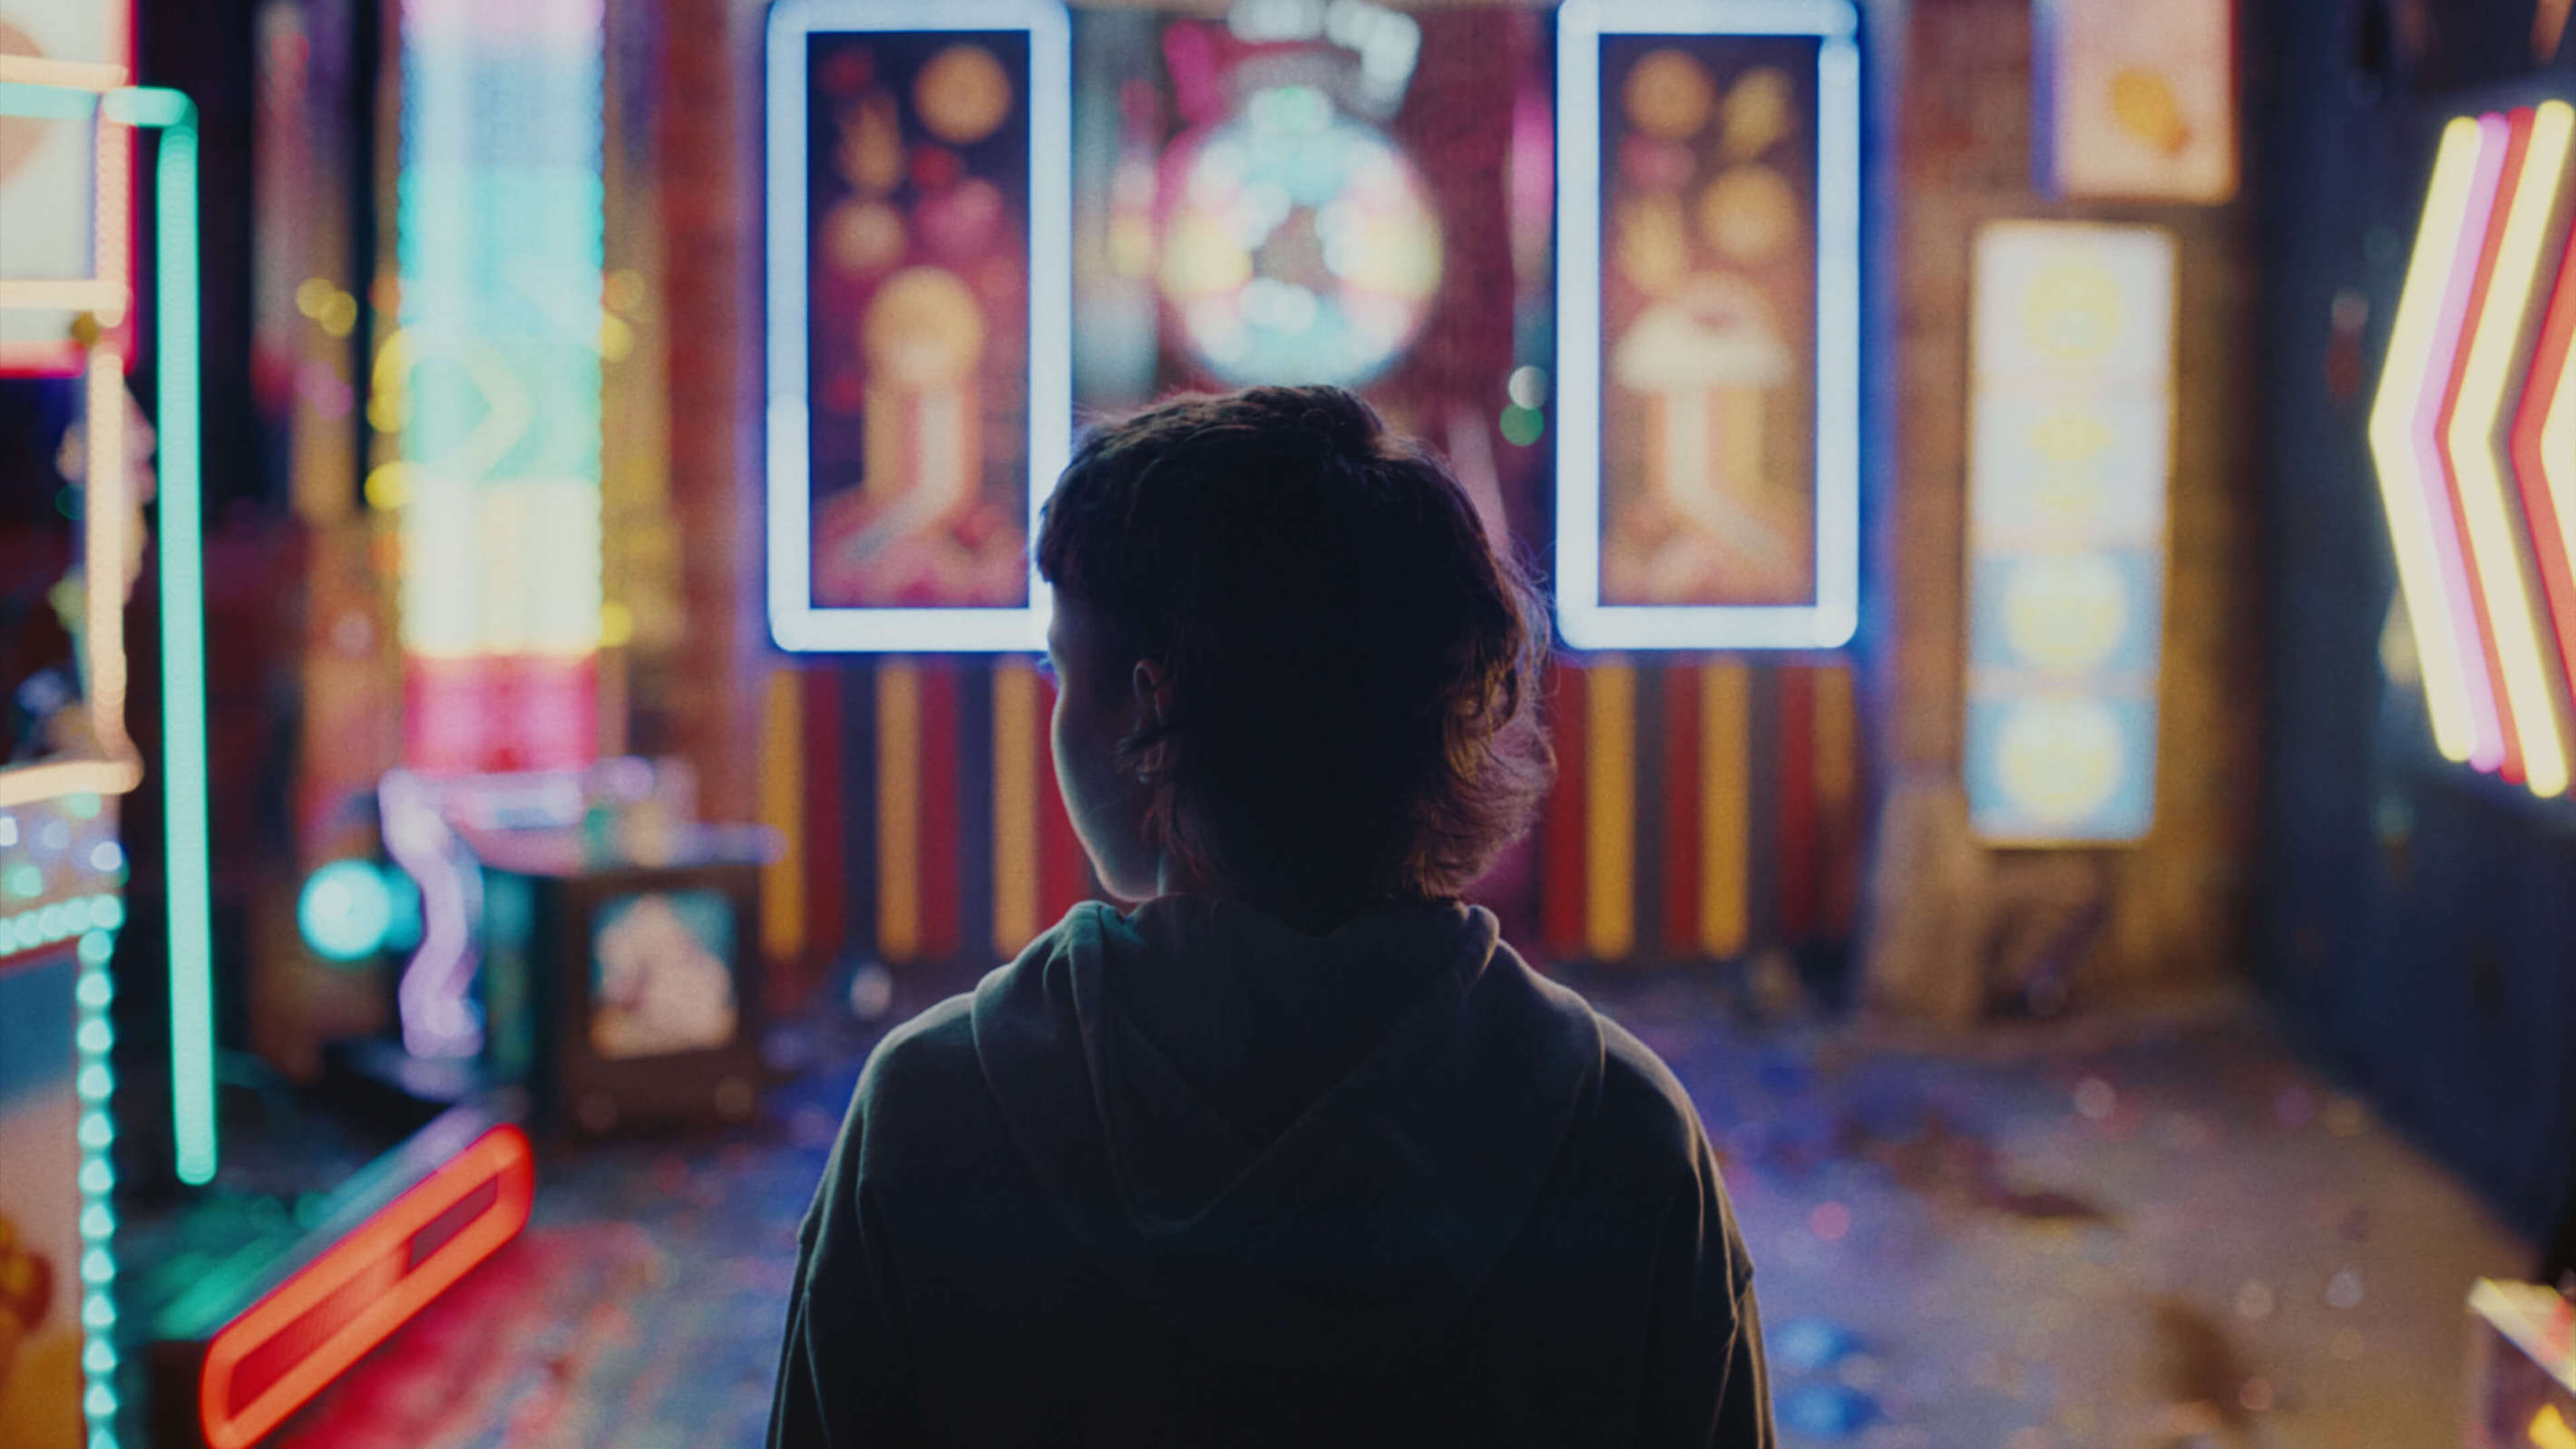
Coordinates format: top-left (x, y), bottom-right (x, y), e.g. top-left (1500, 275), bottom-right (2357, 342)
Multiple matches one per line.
top-left (2376, 102), bottom-right (2576, 800)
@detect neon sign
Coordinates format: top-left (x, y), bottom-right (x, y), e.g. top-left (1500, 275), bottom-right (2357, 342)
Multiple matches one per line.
top-left (2370, 102), bottom-right (2576, 798)
top-left (187, 1122), bottom-right (533, 1449)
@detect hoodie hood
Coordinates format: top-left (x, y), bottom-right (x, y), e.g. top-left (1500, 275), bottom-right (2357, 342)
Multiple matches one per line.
top-left (971, 898), bottom-right (1602, 1365)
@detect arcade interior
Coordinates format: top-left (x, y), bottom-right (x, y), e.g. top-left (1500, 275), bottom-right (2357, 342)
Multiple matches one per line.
top-left (1, 0), bottom-right (2573, 1444)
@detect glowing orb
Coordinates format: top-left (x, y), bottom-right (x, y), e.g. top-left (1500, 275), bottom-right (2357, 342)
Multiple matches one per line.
top-left (298, 859), bottom-right (396, 963)
top-left (915, 44), bottom-right (1013, 146)
top-left (1156, 86), bottom-right (1442, 388)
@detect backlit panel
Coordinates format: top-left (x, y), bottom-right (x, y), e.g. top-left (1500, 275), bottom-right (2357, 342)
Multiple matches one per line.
top-left (1554, 0), bottom-right (1861, 651)
top-left (765, 0), bottom-right (1071, 653)
top-left (1962, 222), bottom-right (2175, 844)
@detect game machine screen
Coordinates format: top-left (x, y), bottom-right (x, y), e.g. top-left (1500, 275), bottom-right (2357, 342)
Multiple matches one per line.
top-left (1555, 0), bottom-right (1860, 652)
top-left (766, 0), bottom-right (1070, 654)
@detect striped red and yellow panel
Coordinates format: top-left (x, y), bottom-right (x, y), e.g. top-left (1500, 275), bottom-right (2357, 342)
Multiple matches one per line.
top-left (1539, 658), bottom-right (1864, 966)
top-left (2369, 101), bottom-right (2576, 798)
top-left (759, 656), bottom-right (1861, 973)
top-left (760, 659), bottom-right (1093, 977)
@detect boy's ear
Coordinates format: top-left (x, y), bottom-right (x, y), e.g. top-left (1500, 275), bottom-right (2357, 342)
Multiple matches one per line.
top-left (1132, 659), bottom-right (1173, 725)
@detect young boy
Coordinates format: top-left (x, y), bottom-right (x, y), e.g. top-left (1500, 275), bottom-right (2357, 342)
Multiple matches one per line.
top-left (770, 386), bottom-right (1773, 1446)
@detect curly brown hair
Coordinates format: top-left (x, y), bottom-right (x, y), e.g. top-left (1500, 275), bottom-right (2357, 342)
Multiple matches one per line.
top-left (1036, 386), bottom-right (1554, 920)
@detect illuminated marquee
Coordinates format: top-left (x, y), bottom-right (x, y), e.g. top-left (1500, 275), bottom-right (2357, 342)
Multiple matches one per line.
top-left (1554, 0), bottom-right (1861, 651)
top-left (2370, 102), bottom-right (2576, 799)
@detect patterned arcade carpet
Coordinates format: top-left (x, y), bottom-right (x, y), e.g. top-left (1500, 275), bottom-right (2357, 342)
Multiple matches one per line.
top-left (259, 974), bottom-right (2529, 1448)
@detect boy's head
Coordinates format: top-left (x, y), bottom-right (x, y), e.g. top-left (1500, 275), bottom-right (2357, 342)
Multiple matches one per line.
top-left (1037, 385), bottom-right (1552, 924)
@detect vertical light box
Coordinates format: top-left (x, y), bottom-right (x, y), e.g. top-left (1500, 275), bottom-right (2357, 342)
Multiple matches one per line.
top-left (766, 0), bottom-right (1070, 653)
top-left (396, 0), bottom-right (605, 772)
top-left (1555, 0), bottom-right (1860, 652)
top-left (1964, 222), bottom-right (2174, 844)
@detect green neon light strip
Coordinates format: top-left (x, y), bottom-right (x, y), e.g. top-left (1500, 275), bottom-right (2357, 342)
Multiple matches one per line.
top-left (130, 90), bottom-right (219, 1188)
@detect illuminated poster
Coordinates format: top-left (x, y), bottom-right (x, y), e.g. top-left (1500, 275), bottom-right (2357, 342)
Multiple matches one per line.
top-left (766, 0), bottom-right (1069, 652)
top-left (0, 0), bottom-right (133, 376)
top-left (1965, 222), bottom-right (2174, 843)
top-left (2033, 0), bottom-right (2237, 204)
top-left (1556, 0), bottom-right (1860, 651)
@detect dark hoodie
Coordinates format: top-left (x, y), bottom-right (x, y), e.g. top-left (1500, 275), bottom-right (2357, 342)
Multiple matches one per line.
top-left (769, 898), bottom-right (1772, 1446)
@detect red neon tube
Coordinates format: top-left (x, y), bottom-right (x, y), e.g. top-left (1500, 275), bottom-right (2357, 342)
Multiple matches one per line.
top-left (2513, 210), bottom-right (2576, 704)
top-left (197, 1124), bottom-right (534, 1449)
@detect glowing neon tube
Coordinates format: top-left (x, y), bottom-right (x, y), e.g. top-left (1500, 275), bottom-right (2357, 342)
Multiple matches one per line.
top-left (2429, 118), bottom-right (2513, 769)
top-left (194, 1124), bottom-right (533, 1449)
top-left (152, 97), bottom-right (220, 1182)
top-left (2370, 119), bottom-right (2495, 763)
top-left (2440, 111), bottom-right (2565, 792)
top-left (2514, 105), bottom-right (2576, 719)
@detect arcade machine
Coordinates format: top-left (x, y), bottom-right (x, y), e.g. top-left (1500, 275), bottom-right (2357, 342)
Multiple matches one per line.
top-left (0, 15), bottom-right (212, 1444)
top-left (0, 17), bottom-right (539, 1447)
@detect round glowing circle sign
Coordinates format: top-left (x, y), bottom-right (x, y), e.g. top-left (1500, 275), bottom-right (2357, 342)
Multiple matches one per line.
top-left (1156, 85), bottom-right (1442, 388)
top-left (298, 859), bottom-right (395, 964)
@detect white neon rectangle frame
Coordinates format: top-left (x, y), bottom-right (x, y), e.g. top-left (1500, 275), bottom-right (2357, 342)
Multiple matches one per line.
top-left (765, 0), bottom-right (1070, 653)
top-left (1554, 0), bottom-right (1862, 652)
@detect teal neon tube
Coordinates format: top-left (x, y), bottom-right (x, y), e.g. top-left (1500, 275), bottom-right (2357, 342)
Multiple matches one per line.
top-left (151, 97), bottom-right (217, 1188)
top-left (100, 84), bottom-right (219, 1187)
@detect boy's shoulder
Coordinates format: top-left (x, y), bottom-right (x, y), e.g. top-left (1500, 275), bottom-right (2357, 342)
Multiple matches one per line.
top-left (854, 989), bottom-right (980, 1109)
top-left (1483, 947), bottom-right (1713, 1174)
top-left (1578, 994), bottom-right (1715, 1163)
top-left (853, 903), bottom-right (1109, 1109)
